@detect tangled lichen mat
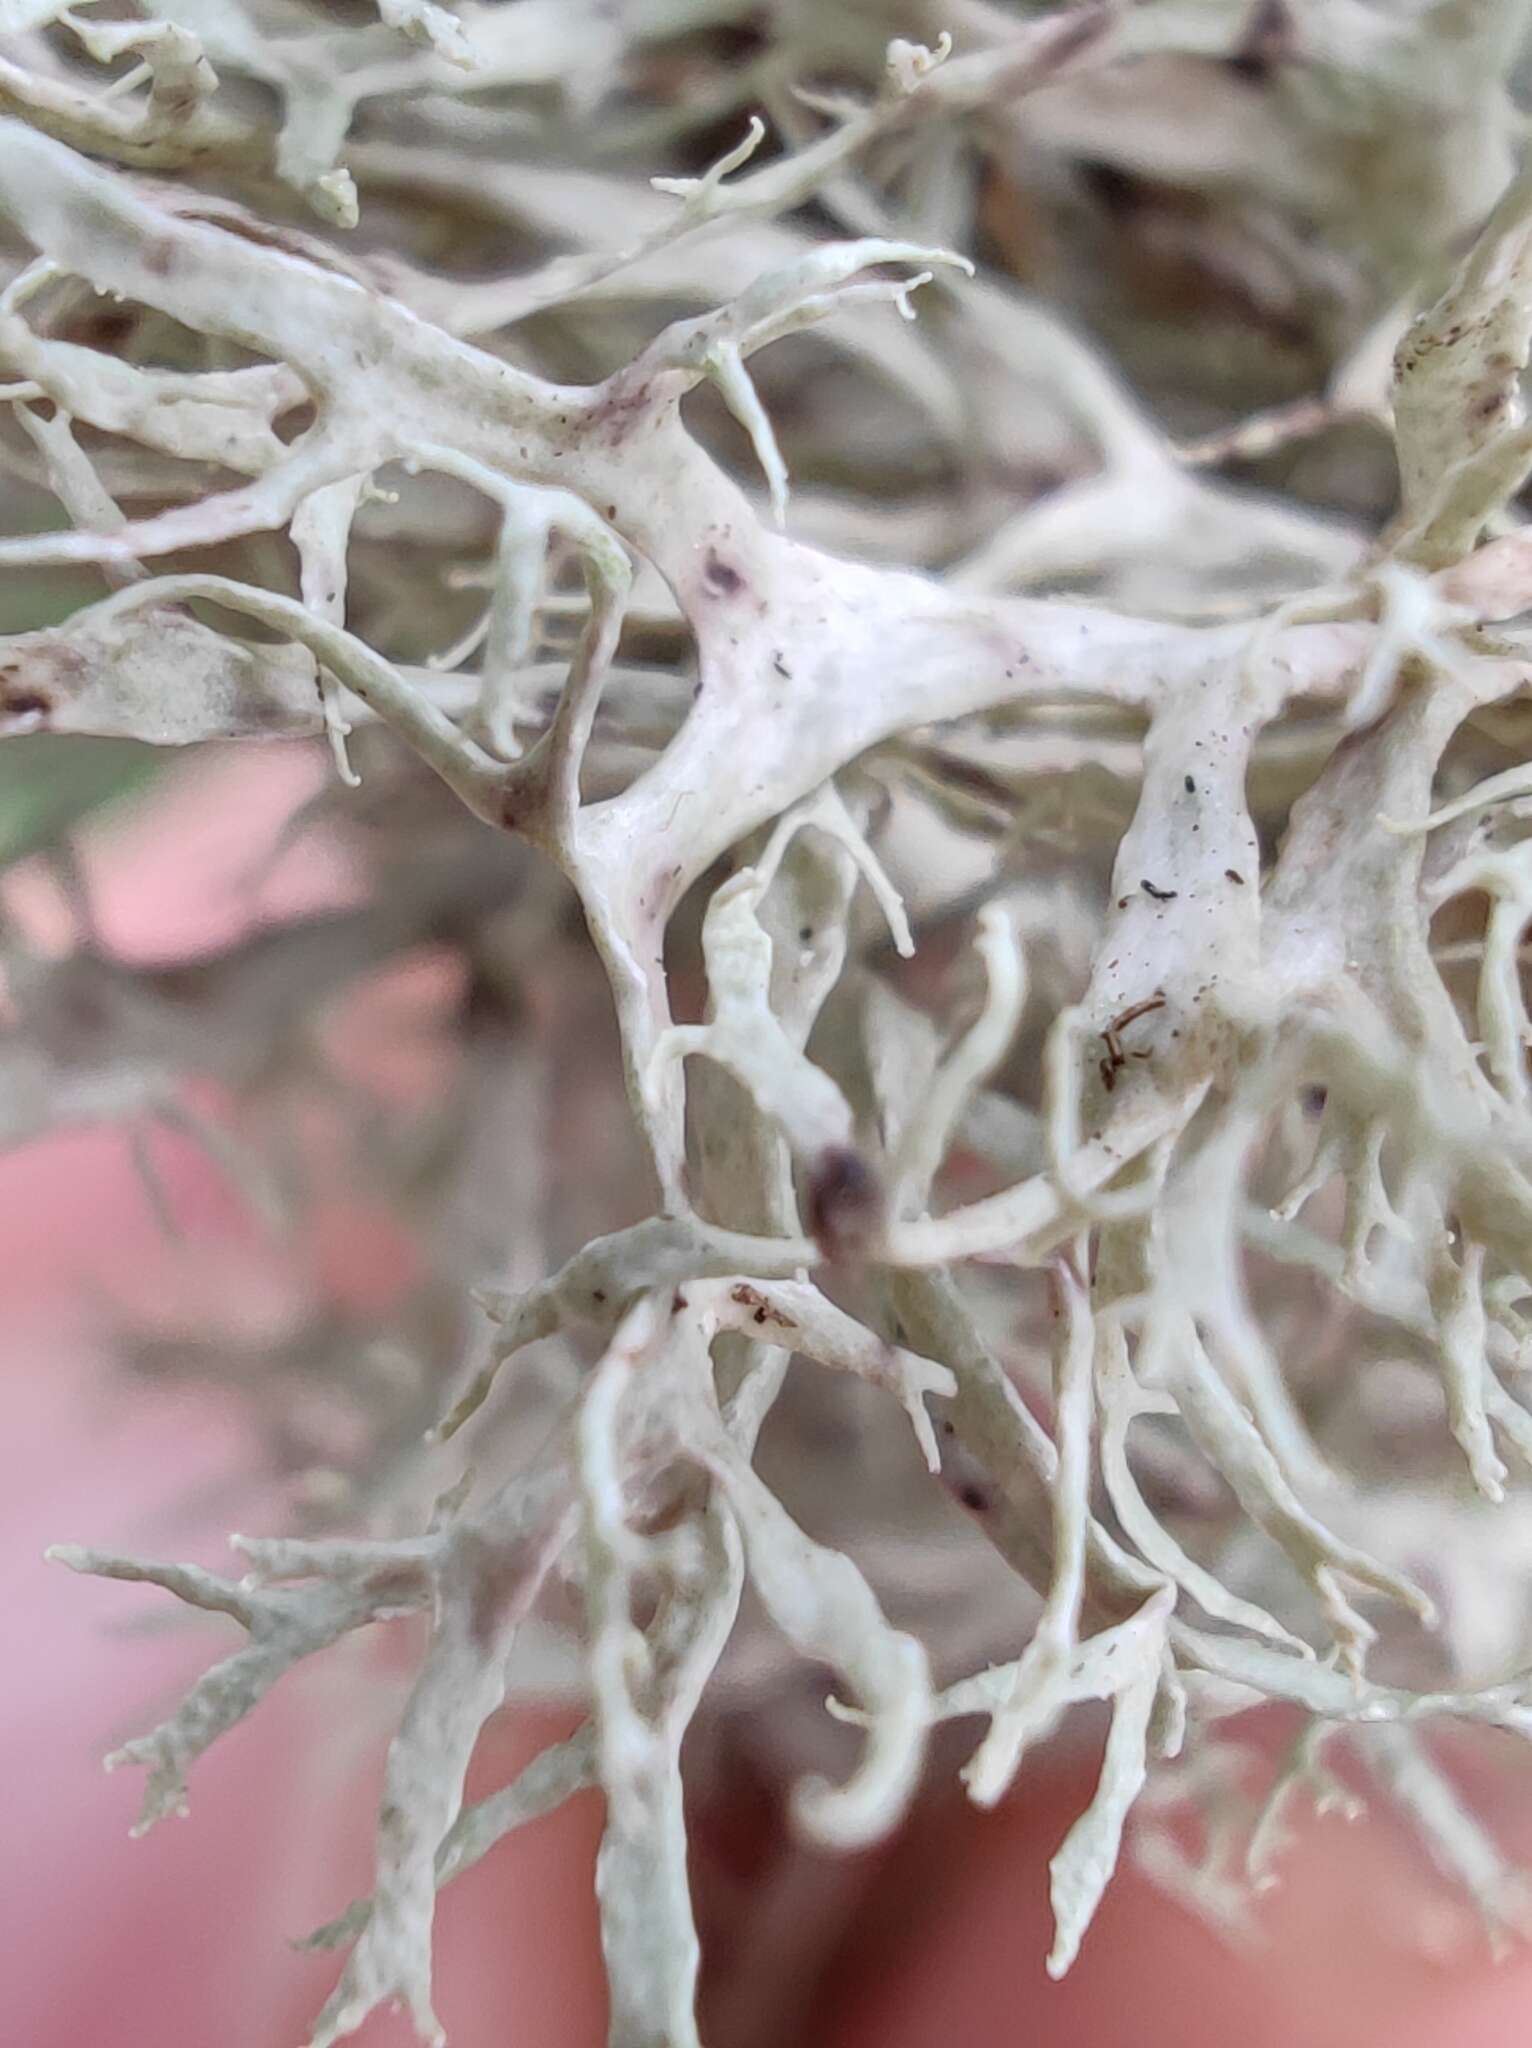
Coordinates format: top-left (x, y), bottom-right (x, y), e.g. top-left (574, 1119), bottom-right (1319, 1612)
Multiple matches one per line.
top-left (11, 1), bottom-right (1532, 2043)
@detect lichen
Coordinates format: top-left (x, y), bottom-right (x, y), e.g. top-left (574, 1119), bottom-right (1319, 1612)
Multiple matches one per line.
top-left (12, 2), bottom-right (1532, 2042)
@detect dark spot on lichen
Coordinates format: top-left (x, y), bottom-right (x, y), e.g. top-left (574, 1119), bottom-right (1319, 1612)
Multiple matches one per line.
top-left (1226, 868), bottom-right (1246, 885)
top-left (958, 1483), bottom-right (990, 1513)
top-left (806, 1146), bottom-right (881, 1263)
top-left (1141, 879), bottom-right (1178, 902)
top-left (1184, 774), bottom-right (1196, 794)
top-left (703, 549), bottom-right (744, 598)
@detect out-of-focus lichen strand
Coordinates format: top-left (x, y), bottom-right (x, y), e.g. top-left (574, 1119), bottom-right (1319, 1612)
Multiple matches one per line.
top-left (15, 0), bottom-right (1532, 2041)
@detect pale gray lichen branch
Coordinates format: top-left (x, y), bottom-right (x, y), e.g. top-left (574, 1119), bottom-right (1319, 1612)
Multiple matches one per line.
top-left (46, 1537), bottom-right (436, 1833)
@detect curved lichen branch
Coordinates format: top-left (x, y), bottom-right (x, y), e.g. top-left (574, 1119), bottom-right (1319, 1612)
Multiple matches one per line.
top-left (643, 785), bottom-right (910, 1211)
top-left (961, 1245), bottom-right (1099, 1808)
top-left (890, 902), bottom-right (1027, 1219)
top-left (676, 1353), bottom-right (933, 1852)
top-left (1392, 161), bottom-right (1532, 569)
top-left (438, 1216), bottom-right (817, 1441)
top-left (575, 1298), bottom-right (740, 2048)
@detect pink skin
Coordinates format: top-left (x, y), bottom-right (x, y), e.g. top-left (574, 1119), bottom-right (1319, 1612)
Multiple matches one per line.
top-left (11, 748), bottom-right (1532, 2047)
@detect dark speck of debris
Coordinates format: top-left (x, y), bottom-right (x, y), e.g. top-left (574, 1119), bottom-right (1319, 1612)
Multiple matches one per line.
top-left (958, 1483), bottom-right (990, 1513)
top-left (672, 1292), bottom-right (688, 1313)
top-left (1226, 868), bottom-right (1246, 885)
top-left (799, 925), bottom-right (813, 942)
top-left (1117, 895), bottom-right (1130, 910)
top-left (772, 651), bottom-right (791, 678)
top-left (1141, 879), bottom-right (1178, 902)
top-left (1184, 774), bottom-right (1196, 794)
top-left (593, 1289), bottom-right (607, 1304)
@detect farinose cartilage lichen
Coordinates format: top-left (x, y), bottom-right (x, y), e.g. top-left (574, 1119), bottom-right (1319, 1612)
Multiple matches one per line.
top-left (13, 1), bottom-right (1532, 2041)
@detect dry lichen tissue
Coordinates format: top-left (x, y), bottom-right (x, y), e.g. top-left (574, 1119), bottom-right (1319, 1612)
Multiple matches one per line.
top-left (8, 2), bottom-right (1532, 2043)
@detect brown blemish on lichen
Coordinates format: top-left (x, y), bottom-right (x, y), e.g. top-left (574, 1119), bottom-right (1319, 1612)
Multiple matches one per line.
top-left (727, 1281), bottom-right (796, 1329)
